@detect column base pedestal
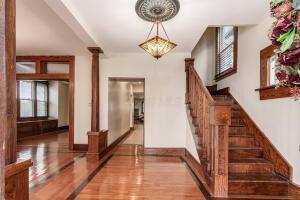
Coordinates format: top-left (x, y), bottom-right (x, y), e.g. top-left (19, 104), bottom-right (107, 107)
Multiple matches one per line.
top-left (87, 130), bottom-right (108, 154)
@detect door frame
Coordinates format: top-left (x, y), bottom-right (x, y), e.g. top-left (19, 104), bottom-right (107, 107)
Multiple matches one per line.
top-left (16, 56), bottom-right (75, 150)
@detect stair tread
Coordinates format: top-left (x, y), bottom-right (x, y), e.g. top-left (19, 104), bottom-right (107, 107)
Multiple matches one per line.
top-left (229, 173), bottom-right (287, 182)
top-left (230, 124), bottom-right (246, 127)
top-left (229, 135), bottom-right (253, 138)
top-left (229, 158), bottom-right (272, 164)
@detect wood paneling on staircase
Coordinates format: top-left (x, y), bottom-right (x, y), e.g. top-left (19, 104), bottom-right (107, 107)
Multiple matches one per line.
top-left (185, 58), bottom-right (296, 199)
top-left (185, 59), bottom-right (231, 198)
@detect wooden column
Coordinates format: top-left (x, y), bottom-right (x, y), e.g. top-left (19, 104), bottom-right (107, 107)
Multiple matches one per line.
top-left (1, 1), bottom-right (32, 199)
top-left (87, 47), bottom-right (108, 154)
top-left (212, 103), bottom-right (231, 198)
top-left (0, 0), bottom-right (7, 197)
top-left (4, 0), bottom-right (17, 165)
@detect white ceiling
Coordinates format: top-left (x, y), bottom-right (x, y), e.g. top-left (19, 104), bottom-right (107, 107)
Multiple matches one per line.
top-left (16, 0), bottom-right (89, 55)
top-left (16, 0), bottom-right (270, 55)
top-left (59, 0), bottom-right (269, 53)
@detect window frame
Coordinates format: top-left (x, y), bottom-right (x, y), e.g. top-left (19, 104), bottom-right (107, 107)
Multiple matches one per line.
top-left (255, 45), bottom-right (292, 100)
top-left (215, 27), bottom-right (238, 81)
top-left (17, 80), bottom-right (49, 121)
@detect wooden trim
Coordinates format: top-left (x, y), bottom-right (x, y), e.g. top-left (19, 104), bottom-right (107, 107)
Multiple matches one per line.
top-left (260, 45), bottom-right (276, 88)
top-left (215, 27), bottom-right (238, 82)
top-left (289, 182), bottom-right (300, 199)
top-left (182, 149), bottom-right (213, 196)
top-left (16, 73), bottom-right (69, 80)
top-left (255, 85), bottom-right (292, 100)
top-left (16, 56), bottom-right (75, 151)
top-left (227, 90), bottom-right (292, 179)
top-left (0, 0), bottom-right (6, 196)
top-left (5, 159), bottom-right (32, 200)
top-left (73, 144), bottom-right (88, 152)
top-left (143, 148), bottom-right (186, 156)
top-left (99, 129), bottom-right (132, 157)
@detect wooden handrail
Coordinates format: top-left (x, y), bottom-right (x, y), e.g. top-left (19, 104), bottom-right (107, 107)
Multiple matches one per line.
top-left (185, 58), bottom-right (231, 198)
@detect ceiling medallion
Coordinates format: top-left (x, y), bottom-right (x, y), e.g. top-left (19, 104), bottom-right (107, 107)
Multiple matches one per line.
top-left (136, 0), bottom-right (180, 59)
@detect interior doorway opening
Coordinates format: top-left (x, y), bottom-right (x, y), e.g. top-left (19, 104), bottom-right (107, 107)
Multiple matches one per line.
top-left (108, 78), bottom-right (145, 154)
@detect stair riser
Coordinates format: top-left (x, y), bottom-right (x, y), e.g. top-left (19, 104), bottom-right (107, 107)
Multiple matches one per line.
top-left (229, 182), bottom-right (289, 196)
top-left (229, 137), bottom-right (255, 146)
top-left (229, 149), bottom-right (263, 159)
top-left (229, 164), bottom-right (273, 174)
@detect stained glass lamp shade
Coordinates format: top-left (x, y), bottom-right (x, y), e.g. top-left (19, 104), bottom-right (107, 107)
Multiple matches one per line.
top-left (139, 21), bottom-right (177, 59)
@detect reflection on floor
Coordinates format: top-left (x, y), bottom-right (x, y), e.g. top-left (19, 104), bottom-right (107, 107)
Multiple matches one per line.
top-left (19, 130), bottom-right (206, 199)
top-left (77, 150), bottom-right (206, 199)
top-left (123, 123), bottom-right (144, 145)
top-left (17, 132), bottom-right (84, 188)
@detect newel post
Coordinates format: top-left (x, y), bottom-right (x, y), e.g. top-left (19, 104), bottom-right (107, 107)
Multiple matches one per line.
top-left (211, 103), bottom-right (231, 197)
top-left (87, 47), bottom-right (108, 154)
top-left (184, 58), bottom-right (194, 104)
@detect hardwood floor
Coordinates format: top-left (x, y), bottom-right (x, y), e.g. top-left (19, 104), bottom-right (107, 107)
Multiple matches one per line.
top-left (17, 132), bottom-right (83, 188)
top-left (123, 123), bottom-right (144, 145)
top-left (18, 130), bottom-right (207, 199)
top-left (76, 155), bottom-right (206, 199)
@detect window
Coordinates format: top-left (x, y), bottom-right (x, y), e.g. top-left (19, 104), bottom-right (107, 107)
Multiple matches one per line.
top-left (17, 81), bottom-right (48, 119)
top-left (215, 26), bottom-right (238, 81)
top-left (19, 81), bottom-right (34, 117)
top-left (256, 45), bottom-right (291, 100)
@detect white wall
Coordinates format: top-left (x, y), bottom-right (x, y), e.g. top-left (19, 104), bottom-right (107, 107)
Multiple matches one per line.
top-left (191, 17), bottom-right (300, 184)
top-left (74, 56), bottom-right (92, 144)
top-left (191, 28), bottom-right (216, 86)
top-left (100, 53), bottom-right (190, 148)
top-left (108, 81), bottom-right (132, 145)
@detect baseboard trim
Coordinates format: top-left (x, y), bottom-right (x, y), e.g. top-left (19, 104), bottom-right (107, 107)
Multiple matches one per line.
top-left (182, 149), bottom-right (213, 197)
top-left (99, 129), bottom-right (132, 157)
top-left (143, 148), bottom-right (185, 156)
top-left (73, 144), bottom-right (88, 151)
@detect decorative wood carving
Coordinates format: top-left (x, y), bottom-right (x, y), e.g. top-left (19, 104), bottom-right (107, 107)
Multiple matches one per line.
top-left (184, 58), bottom-right (231, 198)
top-left (5, 160), bottom-right (32, 200)
top-left (87, 47), bottom-right (106, 154)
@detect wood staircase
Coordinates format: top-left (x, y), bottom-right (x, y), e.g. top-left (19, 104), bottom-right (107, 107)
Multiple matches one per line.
top-left (184, 59), bottom-right (294, 199)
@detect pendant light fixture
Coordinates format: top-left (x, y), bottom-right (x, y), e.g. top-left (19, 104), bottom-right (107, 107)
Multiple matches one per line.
top-left (135, 0), bottom-right (180, 59)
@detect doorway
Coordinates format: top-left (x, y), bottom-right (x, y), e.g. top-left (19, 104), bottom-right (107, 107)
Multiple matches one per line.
top-left (108, 78), bottom-right (145, 154)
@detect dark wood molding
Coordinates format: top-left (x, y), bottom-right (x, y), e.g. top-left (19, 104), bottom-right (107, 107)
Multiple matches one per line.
top-left (256, 45), bottom-right (293, 100)
top-left (5, 159), bottom-right (32, 200)
top-left (143, 148), bottom-right (186, 156)
top-left (99, 129), bottom-right (132, 158)
top-left (4, 0), bottom-right (17, 166)
top-left (16, 56), bottom-right (75, 150)
top-left (215, 27), bottom-right (238, 82)
top-left (87, 47), bottom-right (104, 154)
top-left (255, 85), bottom-right (293, 100)
top-left (87, 130), bottom-right (108, 154)
top-left (73, 144), bottom-right (88, 152)
top-left (16, 73), bottom-right (69, 80)
top-left (182, 149), bottom-right (213, 196)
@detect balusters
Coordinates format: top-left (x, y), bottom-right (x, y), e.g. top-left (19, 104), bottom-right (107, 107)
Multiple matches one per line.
top-left (185, 58), bottom-right (231, 198)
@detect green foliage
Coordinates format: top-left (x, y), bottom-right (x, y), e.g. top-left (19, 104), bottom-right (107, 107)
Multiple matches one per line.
top-left (277, 29), bottom-right (293, 42)
top-left (280, 27), bottom-right (296, 53)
